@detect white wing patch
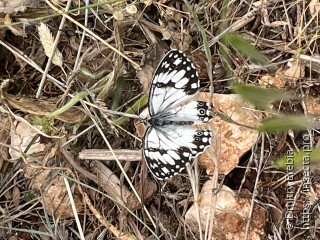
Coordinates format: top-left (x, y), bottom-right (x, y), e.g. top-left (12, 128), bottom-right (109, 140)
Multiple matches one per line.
top-left (159, 101), bottom-right (212, 123)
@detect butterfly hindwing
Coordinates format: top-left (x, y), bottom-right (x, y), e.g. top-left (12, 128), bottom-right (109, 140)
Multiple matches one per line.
top-left (148, 50), bottom-right (199, 116)
top-left (143, 126), bottom-right (212, 180)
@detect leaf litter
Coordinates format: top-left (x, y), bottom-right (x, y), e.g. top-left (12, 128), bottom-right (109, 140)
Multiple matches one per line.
top-left (0, 0), bottom-right (319, 239)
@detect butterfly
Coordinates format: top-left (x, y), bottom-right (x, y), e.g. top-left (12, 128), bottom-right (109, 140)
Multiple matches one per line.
top-left (142, 49), bottom-right (212, 180)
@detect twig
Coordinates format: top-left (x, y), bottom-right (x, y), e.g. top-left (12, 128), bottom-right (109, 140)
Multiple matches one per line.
top-left (78, 149), bottom-right (142, 161)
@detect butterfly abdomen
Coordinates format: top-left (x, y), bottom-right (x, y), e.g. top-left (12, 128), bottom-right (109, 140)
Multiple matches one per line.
top-left (148, 118), bottom-right (194, 126)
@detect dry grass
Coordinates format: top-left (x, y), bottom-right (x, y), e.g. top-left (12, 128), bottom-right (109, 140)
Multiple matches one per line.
top-left (0, 0), bottom-right (320, 239)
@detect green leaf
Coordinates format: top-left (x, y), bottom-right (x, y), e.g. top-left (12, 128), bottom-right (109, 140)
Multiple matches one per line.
top-left (233, 84), bottom-right (293, 109)
top-left (258, 115), bottom-right (320, 132)
top-left (219, 44), bottom-right (233, 78)
top-left (113, 94), bottom-right (148, 125)
top-left (32, 116), bottom-right (54, 133)
top-left (110, 77), bottom-right (126, 110)
top-left (275, 148), bottom-right (320, 169)
top-left (223, 33), bottom-right (269, 65)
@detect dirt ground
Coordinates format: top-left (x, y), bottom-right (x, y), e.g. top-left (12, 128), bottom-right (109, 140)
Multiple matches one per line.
top-left (0, 0), bottom-right (320, 239)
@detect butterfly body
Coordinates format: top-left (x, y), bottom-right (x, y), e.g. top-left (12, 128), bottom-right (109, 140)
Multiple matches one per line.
top-left (142, 49), bottom-right (212, 180)
top-left (147, 118), bottom-right (194, 127)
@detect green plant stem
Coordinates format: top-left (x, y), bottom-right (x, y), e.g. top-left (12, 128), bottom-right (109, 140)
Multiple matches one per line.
top-left (47, 91), bottom-right (88, 119)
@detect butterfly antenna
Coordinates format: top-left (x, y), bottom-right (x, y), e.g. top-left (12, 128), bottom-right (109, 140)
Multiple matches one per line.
top-left (127, 101), bottom-right (149, 124)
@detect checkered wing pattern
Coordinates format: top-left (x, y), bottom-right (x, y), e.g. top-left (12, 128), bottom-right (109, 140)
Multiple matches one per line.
top-left (143, 126), bottom-right (212, 180)
top-left (148, 50), bottom-right (200, 116)
top-left (143, 49), bottom-right (212, 180)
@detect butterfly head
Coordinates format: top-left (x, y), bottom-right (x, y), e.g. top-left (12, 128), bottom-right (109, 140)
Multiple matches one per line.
top-left (143, 116), bottom-right (164, 127)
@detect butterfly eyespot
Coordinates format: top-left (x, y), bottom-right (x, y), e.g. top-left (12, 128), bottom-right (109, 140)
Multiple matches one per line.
top-left (199, 109), bottom-right (205, 115)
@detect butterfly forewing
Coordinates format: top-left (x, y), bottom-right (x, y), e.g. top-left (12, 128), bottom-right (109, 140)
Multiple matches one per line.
top-left (143, 126), bottom-right (212, 180)
top-left (149, 50), bottom-right (199, 117)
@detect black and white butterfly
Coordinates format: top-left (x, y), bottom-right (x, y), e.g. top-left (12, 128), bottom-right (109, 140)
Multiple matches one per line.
top-left (143, 49), bottom-right (212, 180)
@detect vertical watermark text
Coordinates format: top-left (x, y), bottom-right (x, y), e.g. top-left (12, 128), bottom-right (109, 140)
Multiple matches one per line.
top-left (301, 134), bottom-right (311, 229)
top-left (285, 149), bottom-right (294, 229)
